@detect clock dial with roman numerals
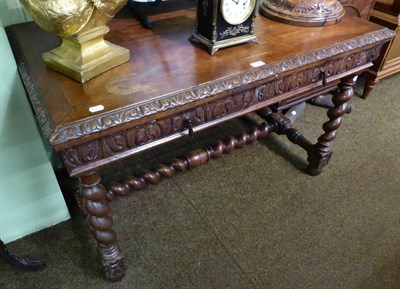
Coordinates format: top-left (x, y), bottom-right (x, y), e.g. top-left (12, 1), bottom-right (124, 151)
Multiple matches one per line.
top-left (220, 0), bottom-right (256, 25)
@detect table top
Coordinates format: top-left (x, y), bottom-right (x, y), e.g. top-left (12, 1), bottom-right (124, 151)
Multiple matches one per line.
top-left (6, 4), bottom-right (393, 150)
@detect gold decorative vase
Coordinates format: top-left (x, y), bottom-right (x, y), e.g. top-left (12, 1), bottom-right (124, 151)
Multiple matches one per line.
top-left (19, 0), bottom-right (130, 83)
top-left (259, 0), bottom-right (345, 27)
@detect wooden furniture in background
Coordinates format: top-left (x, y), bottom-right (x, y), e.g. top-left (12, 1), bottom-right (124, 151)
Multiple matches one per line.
top-left (339, 0), bottom-right (377, 19)
top-left (6, 5), bottom-right (393, 282)
top-left (362, 0), bottom-right (400, 98)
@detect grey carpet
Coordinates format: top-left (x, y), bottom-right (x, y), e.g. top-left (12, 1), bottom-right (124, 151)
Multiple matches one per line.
top-left (0, 73), bottom-right (399, 289)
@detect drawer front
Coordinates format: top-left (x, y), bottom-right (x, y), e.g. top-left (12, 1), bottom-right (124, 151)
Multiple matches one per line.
top-left (60, 45), bottom-right (381, 176)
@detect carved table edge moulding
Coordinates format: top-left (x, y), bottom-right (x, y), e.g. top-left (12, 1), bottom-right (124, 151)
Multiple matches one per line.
top-left (7, 28), bottom-right (394, 148)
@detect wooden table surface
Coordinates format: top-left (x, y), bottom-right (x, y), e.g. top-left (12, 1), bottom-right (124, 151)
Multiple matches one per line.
top-left (6, 6), bottom-right (392, 151)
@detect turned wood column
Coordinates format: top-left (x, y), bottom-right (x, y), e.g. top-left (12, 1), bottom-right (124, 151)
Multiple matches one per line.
top-left (79, 172), bottom-right (125, 282)
top-left (307, 74), bottom-right (357, 175)
top-left (362, 76), bottom-right (379, 99)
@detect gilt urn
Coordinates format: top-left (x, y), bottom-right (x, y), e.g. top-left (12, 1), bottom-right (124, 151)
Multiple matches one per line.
top-left (18, 0), bottom-right (130, 83)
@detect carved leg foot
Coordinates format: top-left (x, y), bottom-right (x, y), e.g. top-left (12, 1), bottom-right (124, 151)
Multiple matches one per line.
top-left (362, 77), bottom-right (378, 99)
top-left (0, 239), bottom-right (46, 272)
top-left (307, 75), bottom-right (356, 175)
top-left (79, 172), bottom-right (125, 282)
top-left (306, 148), bottom-right (333, 176)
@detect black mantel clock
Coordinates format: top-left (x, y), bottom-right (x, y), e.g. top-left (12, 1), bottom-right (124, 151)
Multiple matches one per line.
top-left (190, 0), bottom-right (258, 55)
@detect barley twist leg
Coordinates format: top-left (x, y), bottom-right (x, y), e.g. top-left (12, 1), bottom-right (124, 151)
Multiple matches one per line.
top-left (307, 75), bottom-right (357, 175)
top-left (79, 172), bottom-right (125, 282)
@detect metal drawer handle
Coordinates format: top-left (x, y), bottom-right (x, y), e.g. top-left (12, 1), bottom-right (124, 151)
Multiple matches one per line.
top-left (319, 71), bottom-right (327, 86)
top-left (183, 119), bottom-right (194, 139)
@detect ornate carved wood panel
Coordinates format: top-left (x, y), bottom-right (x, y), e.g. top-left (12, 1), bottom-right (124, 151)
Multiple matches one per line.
top-left (60, 45), bottom-right (383, 173)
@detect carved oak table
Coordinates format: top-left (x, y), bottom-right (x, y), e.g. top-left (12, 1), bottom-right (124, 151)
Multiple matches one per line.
top-left (6, 5), bottom-right (394, 282)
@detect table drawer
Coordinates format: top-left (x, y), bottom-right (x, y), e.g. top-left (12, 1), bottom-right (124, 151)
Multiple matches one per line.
top-left (59, 44), bottom-right (381, 176)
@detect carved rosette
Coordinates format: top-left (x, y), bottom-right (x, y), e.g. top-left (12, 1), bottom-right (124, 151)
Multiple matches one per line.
top-left (259, 0), bottom-right (345, 26)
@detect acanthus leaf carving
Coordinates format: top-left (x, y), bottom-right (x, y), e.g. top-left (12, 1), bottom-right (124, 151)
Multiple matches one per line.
top-left (61, 140), bottom-right (102, 167)
top-left (60, 46), bottom-right (386, 170)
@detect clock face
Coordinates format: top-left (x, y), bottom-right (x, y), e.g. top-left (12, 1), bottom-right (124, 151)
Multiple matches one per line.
top-left (220, 0), bottom-right (255, 25)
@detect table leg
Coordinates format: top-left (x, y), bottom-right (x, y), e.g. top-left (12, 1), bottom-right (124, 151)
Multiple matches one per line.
top-left (307, 75), bottom-right (357, 175)
top-left (79, 172), bottom-right (125, 282)
top-left (361, 76), bottom-right (379, 99)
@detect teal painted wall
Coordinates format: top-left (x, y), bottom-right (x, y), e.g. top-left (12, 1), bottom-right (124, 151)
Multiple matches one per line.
top-left (0, 2), bottom-right (70, 244)
top-left (0, 0), bottom-right (31, 26)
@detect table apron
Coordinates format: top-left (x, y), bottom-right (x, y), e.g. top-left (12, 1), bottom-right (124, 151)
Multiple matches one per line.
top-left (61, 60), bottom-right (372, 177)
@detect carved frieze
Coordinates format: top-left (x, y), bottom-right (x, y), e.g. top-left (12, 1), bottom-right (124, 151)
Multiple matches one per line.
top-left (62, 140), bottom-right (103, 166)
top-left (60, 45), bottom-right (381, 170)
